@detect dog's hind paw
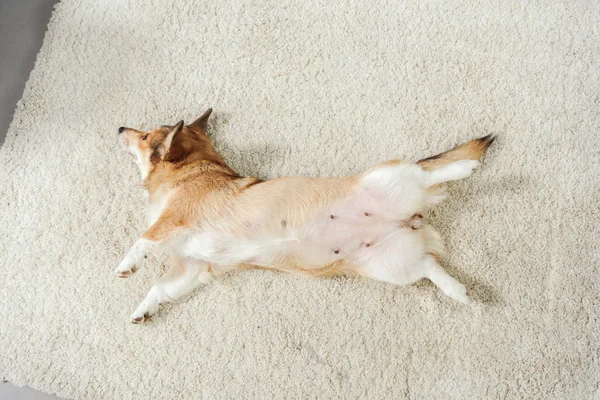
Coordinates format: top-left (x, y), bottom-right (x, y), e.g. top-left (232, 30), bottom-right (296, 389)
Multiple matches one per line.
top-left (448, 283), bottom-right (471, 304)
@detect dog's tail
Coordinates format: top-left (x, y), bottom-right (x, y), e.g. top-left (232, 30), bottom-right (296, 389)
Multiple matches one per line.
top-left (417, 134), bottom-right (496, 171)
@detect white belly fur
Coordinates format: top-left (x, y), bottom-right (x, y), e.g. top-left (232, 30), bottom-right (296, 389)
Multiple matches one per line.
top-left (176, 162), bottom-right (436, 271)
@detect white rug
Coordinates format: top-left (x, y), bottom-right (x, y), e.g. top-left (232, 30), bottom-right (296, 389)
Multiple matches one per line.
top-left (1, 0), bottom-right (599, 398)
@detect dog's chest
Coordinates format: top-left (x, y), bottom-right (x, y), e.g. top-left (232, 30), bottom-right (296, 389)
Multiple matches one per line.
top-left (146, 188), bottom-right (171, 227)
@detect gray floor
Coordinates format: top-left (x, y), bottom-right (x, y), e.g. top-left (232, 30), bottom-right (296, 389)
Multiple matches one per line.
top-left (0, 382), bottom-right (63, 400)
top-left (0, 2), bottom-right (64, 399)
top-left (0, 0), bottom-right (57, 146)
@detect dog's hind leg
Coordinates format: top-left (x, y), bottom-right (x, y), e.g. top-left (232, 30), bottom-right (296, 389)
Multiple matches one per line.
top-left (130, 257), bottom-right (212, 323)
top-left (421, 255), bottom-right (470, 304)
top-left (426, 160), bottom-right (480, 187)
top-left (359, 237), bottom-right (469, 304)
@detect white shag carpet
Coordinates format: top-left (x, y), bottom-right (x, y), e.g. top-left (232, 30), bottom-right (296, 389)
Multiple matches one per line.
top-left (1, 0), bottom-right (599, 398)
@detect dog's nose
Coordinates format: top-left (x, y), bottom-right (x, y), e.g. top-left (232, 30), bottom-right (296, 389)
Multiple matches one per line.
top-left (118, 127), bottom-right (125, 134)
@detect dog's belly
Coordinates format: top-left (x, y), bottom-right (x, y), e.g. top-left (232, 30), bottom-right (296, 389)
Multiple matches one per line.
top-left (179, 165), bottom-right (432, 269)
top-left (177, 230), bottom-right (332, 267)
top-left (178, 208), bottom-right (420, 270)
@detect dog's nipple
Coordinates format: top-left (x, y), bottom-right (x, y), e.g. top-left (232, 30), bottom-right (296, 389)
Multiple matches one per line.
top-left (364, 212), bottom-right (371, 217)
top-left (334, 249), bottom-right (340, 254)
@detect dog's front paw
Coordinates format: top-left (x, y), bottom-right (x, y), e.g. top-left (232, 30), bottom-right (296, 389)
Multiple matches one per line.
top-left (130, 299), bottom-right (159, 324)
top-left (115, 261), bottom-right (138, 278)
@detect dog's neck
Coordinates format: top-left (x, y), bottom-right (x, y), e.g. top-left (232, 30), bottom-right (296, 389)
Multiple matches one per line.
top-left (142, 159), bottom-right (240, 198)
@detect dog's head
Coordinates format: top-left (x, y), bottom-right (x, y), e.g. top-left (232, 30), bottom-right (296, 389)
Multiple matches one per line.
top-left (118, 108), bottom-right (223, 181)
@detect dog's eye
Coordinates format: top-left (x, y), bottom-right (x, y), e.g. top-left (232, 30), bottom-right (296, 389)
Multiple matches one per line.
top-left (141, 134), bottom-right (148, 141)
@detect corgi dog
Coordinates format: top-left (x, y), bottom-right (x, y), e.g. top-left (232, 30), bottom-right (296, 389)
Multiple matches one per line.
top-left (117, 108), bottom-right (494, 323)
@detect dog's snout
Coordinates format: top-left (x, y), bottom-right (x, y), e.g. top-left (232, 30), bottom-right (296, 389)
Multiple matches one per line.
top-left (118, 127), bottom-right (125, 134)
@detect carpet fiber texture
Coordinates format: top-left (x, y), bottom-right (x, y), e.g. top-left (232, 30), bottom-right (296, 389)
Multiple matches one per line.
top-left (1, 0), bottom-right (599, 398)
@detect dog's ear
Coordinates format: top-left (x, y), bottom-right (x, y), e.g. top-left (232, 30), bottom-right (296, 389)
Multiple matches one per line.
top-left (188, 108), bottom-right (212, 133)
top-left (158, 120), bottom-right (184, 160)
